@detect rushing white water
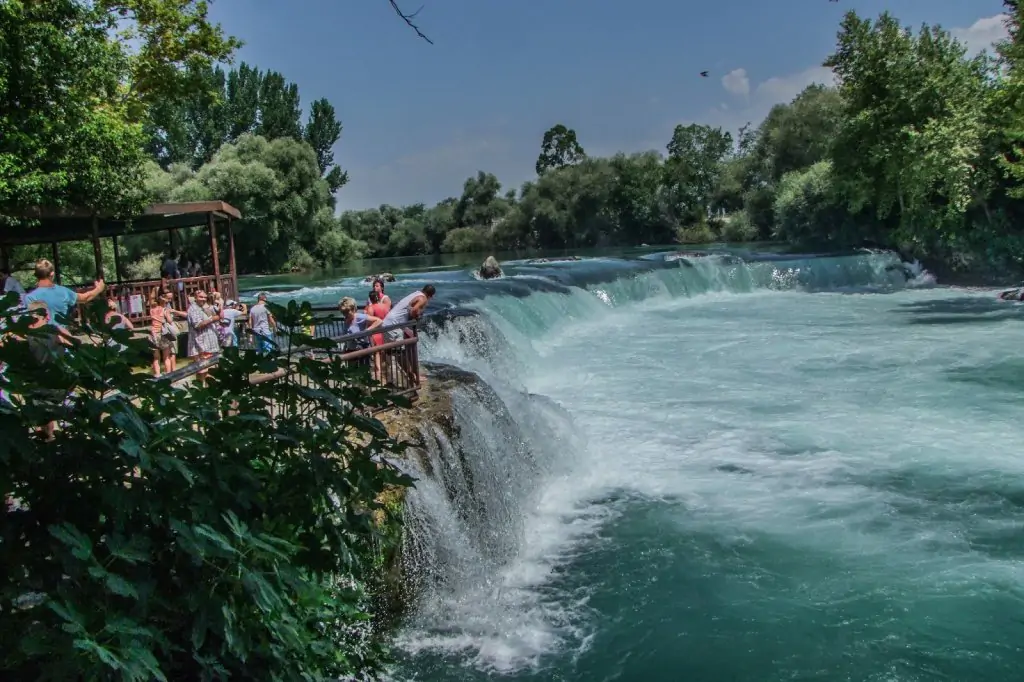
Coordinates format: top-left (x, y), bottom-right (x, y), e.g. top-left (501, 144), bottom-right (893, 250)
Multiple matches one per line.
top-left (344, 251), bottom-right (1024, 681)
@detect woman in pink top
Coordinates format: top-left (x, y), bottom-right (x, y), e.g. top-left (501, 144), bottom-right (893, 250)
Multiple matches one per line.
top-left (368, 278), bottom-right (391, 313)
top-left (366, 290), bottom-right (388, 347)
top-left (148, 291), bottom-right (186, 376)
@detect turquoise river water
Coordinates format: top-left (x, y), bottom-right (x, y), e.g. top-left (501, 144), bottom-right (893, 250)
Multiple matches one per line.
top-left (249, 249), bottom-right (1024, 681)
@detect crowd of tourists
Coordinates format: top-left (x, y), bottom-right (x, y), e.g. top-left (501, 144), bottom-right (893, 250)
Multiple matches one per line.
top-left (335, 278), bottom-right (434, 384)
top-left (3, 261), bottom-right (434, 390)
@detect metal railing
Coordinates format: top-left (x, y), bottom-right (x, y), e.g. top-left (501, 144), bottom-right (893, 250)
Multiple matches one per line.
top-left (157, 318), bottom-right (422, 415)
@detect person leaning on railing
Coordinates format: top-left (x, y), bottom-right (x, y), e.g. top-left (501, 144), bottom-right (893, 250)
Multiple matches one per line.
top-left (338, 296), bottom-right (383, 382)
top-left (380, 284), bottom-right (434, 385)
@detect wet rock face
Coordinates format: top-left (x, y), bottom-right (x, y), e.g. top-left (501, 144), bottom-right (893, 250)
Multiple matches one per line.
top-left (377, 362), bottom-right (477, 456)
top-left (372, 362), bottom-right (481, 624)
top-left (363, 272), bottom-right (396, 284)
top-left (478, 256), bottom-right (502, 279)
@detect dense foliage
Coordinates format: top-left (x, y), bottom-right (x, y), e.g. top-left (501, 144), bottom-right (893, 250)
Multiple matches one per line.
top-left (0, 295), bottom-right (412, 679)
top-left (0, 0), bottom-right (236, 218)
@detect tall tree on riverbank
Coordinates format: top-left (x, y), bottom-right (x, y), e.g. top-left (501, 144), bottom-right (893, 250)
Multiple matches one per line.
top-left (536, 124), bottom-right (587, 175)
top-left (144, 63), bottom-right (349, 197)
top-left (664, 123), bottom-right (733, 225)
top-left (825, 11), bottom-right (990, 249)
top-left (305, 98), bottom-right (349, 194)
top-left (0, 0), bottom-right (237, 218)
top-left (995, 1), bottom-right (1024, 198)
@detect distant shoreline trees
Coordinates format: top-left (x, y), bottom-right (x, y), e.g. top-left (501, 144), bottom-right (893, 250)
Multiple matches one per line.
top-left (5, 3), bottom-right (1023, 281)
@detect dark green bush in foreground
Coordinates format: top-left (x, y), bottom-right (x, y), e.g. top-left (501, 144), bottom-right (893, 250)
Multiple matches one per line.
top-left (0, 295), bottom-right (413, 680)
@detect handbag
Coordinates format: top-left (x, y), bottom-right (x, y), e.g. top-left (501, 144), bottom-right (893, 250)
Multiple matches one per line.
top-left (161, 317), bottom-right (178, 339)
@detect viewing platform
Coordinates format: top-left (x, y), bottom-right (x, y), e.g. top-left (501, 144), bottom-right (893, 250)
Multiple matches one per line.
top-left (1, 201), bottom-right (241, 324)
top-left (157, 317), bottom-right (423, 414)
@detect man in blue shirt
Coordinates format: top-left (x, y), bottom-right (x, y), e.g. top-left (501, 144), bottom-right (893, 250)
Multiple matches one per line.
top-left (24, 259), bottom-right (106, 327)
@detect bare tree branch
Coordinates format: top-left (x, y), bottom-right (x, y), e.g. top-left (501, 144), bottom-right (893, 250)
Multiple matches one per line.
top-left (389, 0), bottom-right (433, 44)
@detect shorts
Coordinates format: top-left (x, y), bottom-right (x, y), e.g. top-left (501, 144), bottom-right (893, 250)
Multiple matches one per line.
top-left (150, 333), bottom-right (175, 352)
top-left (255, 333), bottom-right (276, 354)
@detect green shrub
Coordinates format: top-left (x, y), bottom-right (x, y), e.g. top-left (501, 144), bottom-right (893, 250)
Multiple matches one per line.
top-left (0, 295), bottom-right (413, 680)
top-left (440, 226), bottom-right (491, 253)
top-left (676, 222), bottom-right (715, 244)
top-left (124, 252), bottom-right (163, 280)
top-left (283, 244), bottom-right (318, 272)
top-left (720, 210), bottom-right (759, 242)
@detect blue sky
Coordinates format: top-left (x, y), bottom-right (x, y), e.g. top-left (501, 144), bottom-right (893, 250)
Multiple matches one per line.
top-left (210, 0), bottom-right (1008, 210)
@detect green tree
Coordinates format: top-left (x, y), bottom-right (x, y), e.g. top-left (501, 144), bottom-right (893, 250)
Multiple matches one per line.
top-left (149, 134), bottom-right (340, 273)
top-left (0, 0), bottom-right (235, 218)
top-left (773, 161), bottom-right (863, 246)
top-left (994, 2), bottom-right (1024, 197)
top-left (825, 11), bottom-right (990, 247)
top-left (304, 98), bottom-right (349, 194)
top-left (454, 171), bottom-right (512, 228)
top-left (258, 71), bottom-right (303, 141)
top-left (664, 123), bottom-right (733, 224)
top-left (225, 62), bottom-right (261, 139)
top-left (536, 124), bottom-right (587, 175)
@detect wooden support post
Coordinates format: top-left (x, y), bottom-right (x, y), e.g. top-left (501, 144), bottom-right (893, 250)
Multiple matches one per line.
top-left (112, 234), bottom-right (122, 282)
top-left (51, 243), bottom-right (61, 284)
top-left (227, 218), bottom-right (237, 299)
top-left (208, 212), bottom-right (221, 290)
top-left (91, 216), bottom-right (104, 281)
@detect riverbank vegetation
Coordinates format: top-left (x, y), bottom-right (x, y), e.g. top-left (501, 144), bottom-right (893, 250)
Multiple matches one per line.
top-left (348, 4), bottom-right (1024, 278)
top-left (5, 4), bottom-right (1022, 279)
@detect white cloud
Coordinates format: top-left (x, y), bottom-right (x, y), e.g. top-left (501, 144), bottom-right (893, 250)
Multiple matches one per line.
top-left (754, 66), bottom-right (835, 106)
top-left (952, 14), bottom-right (1008, 56)
top-left (721, 68), bottom-right (750, 96)
top-left (694, 12), bottom-right (1006, 136)
top-left (693, 65), bottom-right (835, 135)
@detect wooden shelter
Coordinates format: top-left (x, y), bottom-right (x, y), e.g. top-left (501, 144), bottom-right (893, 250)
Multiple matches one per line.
top-left (0, 201), bottom-right (241, 322)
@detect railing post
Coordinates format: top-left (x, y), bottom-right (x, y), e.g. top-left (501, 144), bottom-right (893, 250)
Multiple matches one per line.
top-left (410, 328), bottom-right (420, 387)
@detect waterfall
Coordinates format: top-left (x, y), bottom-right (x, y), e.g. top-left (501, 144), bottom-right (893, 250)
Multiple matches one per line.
top-left (336, 251), bottom-right (937, 674)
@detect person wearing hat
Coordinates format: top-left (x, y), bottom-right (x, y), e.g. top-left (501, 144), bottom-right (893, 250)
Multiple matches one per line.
top-left (248, 292), bottom-right (276, 353)
top-left (219, 298), bottom-right (244, 347)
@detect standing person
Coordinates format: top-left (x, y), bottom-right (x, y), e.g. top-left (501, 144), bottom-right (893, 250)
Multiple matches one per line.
top-left (339, 297), bottom-right (382, 345)
top-left (24, 301), bottom-right (72, 440)
top-left (104, 299), bottom-right (134, 353)
top-left (339, 297), bottom-right (383, 381)
top-left (186, 290), bottom-right (220, 385)
top-left (368, 278), bottom-right (392, 312)
top-left (248, 292), bottom-right (277, 354)
top-left (381, 285), bottom-right (434, 343)
top-left (24, 259), bottom-right (105, 327)
top-left (380, 284), bottom-right (434, 384)
top-left (365, 290), bottom-right (388, 348)
top-left (161, 252), bottom-right (180, 280)
top-left (1, 266), bottom-right (25, 305)
top-left (149, 291), bottom-right (185, 376)
top-left (219, 299), bottom-right (244, 347)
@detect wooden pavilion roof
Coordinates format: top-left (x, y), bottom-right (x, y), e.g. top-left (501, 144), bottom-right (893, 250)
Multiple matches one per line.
top-left (0, 201), bottom-right (241, 247)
